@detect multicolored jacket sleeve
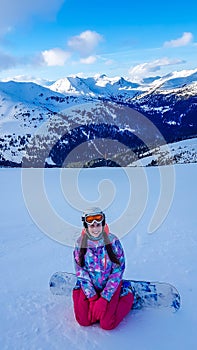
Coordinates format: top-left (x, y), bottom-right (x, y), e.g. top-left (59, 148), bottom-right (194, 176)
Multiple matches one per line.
top-left (73, 246), bottom-right (97, 299)
top-left (101, 238), bottom-right (125, 301)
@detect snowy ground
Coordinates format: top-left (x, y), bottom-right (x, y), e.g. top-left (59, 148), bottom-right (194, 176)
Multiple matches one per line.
top-left (0, 164), bottom-right (197, 350)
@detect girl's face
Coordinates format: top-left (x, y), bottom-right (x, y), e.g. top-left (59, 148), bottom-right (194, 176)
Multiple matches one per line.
top-left (87, 222), bottom-right (102, 238)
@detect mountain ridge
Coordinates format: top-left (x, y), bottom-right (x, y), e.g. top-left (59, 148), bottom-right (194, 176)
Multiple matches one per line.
top-left (0, 68), bottom-right (197, 167)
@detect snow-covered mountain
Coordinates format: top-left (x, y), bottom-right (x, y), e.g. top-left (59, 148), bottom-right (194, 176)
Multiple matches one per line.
top-left (0, 68), bottom-right (197, 167)
top-left (49, 74), bottom-right (140, 99)
top-left (48, 68), bottom-right (197, 98)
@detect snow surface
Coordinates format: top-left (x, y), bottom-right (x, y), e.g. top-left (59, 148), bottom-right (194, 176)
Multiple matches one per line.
top-left (0, 164), bottom-right (197, 350)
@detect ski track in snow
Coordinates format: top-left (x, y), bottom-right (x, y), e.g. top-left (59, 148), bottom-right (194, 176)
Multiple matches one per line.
top-left (0, 165), bottom-right (197, 350)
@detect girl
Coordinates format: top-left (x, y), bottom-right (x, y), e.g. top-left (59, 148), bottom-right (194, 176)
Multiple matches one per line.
top-left (72, 207), bottom-right (134, 330)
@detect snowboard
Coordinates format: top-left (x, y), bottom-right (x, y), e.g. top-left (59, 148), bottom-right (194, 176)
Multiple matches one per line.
top-left (49, 271), bottom-right (181, 312)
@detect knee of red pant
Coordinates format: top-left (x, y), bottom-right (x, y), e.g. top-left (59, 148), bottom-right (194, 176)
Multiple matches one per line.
top-left (100, 320), bottom-right (116, 330)
top-left (75, 315), bottom-right (92, 327)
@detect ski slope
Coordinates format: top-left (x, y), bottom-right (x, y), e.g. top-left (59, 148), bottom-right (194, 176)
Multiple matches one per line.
top-left (0, 164), bottom-right (196, 350)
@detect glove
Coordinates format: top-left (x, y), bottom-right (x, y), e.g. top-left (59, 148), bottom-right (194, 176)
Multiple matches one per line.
top-left (92, 297), bottom-right (108, 321)
top-left (88, 295), bottom-right (99, 323)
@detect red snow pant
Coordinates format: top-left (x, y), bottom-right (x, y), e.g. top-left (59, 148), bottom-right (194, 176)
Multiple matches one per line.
top-left (72, 282), bottom-right (134, 330)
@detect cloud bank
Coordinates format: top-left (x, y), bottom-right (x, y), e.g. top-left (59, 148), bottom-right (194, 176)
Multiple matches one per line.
top-left (0, 0), bottom-right (64, 34)
top-left (128, 57), bottom-right (184, 82)
top-left (0, 50), bottom-right (18, 69)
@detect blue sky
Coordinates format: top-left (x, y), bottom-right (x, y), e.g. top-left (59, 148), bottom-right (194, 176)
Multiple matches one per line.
top-left (0, 0), bottom-right (196, 82)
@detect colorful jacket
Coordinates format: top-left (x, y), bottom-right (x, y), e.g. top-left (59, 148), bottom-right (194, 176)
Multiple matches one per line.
top-left (73, 232), bottom-right (125, 301)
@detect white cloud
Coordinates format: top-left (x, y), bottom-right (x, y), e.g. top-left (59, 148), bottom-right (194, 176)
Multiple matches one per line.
top-left (67, 30), bottom-right (103, 56)
top-left (80, 56), bottom-right (97, 64)
top-left (164, 32), bottom-right (193, 48)
top-left (41, 48), bottom-right (71, 67)
top-left (128, 57), bottom-right (184, 82)
top-left (0, 0), bottom-right (64, 35)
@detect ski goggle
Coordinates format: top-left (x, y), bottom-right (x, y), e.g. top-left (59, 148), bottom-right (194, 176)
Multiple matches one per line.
top-left (84, 213), bottom-right (104, 225)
